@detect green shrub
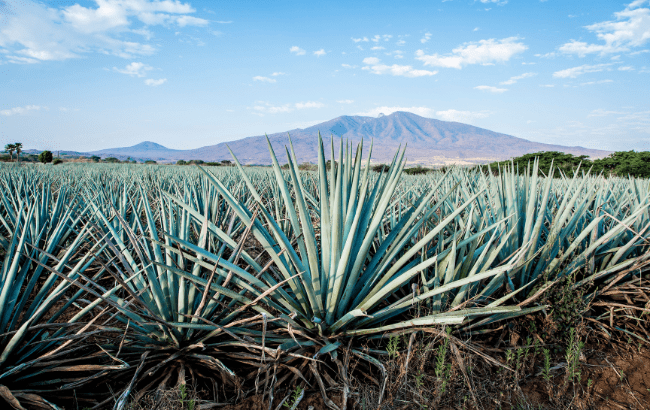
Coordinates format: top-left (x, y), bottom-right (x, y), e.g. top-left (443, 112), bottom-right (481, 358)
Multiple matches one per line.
top-left (487, 150), bottom-right (650, 178)
top-left (404, 165), bottom-right (432, 175)
top-left (38, 150), bottom-right (53, 164)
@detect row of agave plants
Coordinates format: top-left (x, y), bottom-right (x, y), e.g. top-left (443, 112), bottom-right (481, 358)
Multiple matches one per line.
top-left (0, 137), bottom-right (649, 409)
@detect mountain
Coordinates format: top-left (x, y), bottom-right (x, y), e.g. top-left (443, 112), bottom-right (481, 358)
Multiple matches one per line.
top-left (80, 112), bottom-right (609, 165)
top-left (90, 141), bottom-right (181, 160)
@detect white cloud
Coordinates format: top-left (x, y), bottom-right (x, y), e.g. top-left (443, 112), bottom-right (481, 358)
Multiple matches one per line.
top-left (253, 76), bottom-right (276, 83)
top-left (215, 20), bottom-right (233, 24)
top-left (252, 101), bottom-right (324, 115)
top-left (271, 72), bottom-right (286, 76)
top-left (618, 65), bottom-right (634, 70)
top-left (363, 57), bottom-right (380, 65)
top-left (356, 106), bottom-right (436, 117)
top-left (290, 46), bottom-right (306, 55)
top-left (435, 109), bottom-right (492, 122)
top-left (352, 37), bottom-right (369, 43)
top-left (420, 32), bottom-right (432, 44)
top-left (60, 0), bottom-right (206, 33)
top-left (0, 0), bottom-right (208, 64)
top-left (580, 79), bottom-right (614, 85)
top-left (371, 34), bottom-right (393, 43)
top-left (362, 57), bottom-right (437, 77)
top-left (559, 1), bottom-right (650, 56)
top-left (6, 56), bottom-right (40, 64)
top-left (474, 27), bottom-right (480, 31)
top-left (337, 99), bottom-right (354, 104)
top-left (341, 63), bottom-right (357, 68)
top-left (313, 49), bottom-right (326, 57)
top-left (415, 37), bottom-right (528, 69)
top-left (371, 46), bottom-right (385, 50)
top-left (499, 72), bottom-right (537, 85)
top-left (295, 101), bottom-right (325, 109)
top-left (144, 78), bottom-right (166, 86)
top-left (552, 63), bottom-right (613, 78)
top-left (363, 64), bottom-right (437, 77)
top-left (253, 103), bottom-right (291, 115)
top-left (474, 85), bottom-right (508, 93)
top-left (539, 84), bottom-right (555, 87)
top-left (479, 0), bottom-right (508, 4)
top-left (396, 39), bottom-right (406, 46)
top-left (385, 50), bottom-right (404, 59)
top-left (113, 62), bottom-right (153, 77)
top-left (354, 106), bottom-right (492, 124)
top-left (0, 105), bottom-right (42, 116)
top-left (534, 52), bottom-right (556, 58)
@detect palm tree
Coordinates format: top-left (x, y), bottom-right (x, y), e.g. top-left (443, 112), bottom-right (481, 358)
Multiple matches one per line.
top-left (14, 142), bottom-right (22, 163)
top-left (4, 144), bottom-right (16, 162)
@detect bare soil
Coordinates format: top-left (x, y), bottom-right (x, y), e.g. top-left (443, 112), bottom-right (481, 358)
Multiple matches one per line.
top-left (208, 346), bottom-right (650, 410)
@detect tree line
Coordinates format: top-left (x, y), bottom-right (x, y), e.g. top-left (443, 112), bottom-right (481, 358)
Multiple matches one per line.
top-left (486, 151), bottom-right (650, 178)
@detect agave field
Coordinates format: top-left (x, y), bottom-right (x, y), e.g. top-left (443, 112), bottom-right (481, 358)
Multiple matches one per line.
top-left (0, 137), bottom-right (649, 409)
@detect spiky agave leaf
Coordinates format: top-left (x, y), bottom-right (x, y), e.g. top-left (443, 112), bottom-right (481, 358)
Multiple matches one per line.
top-left (0, 183), bottom-right (126, 409)
top-left (188, 135), bottom-right (536, 405)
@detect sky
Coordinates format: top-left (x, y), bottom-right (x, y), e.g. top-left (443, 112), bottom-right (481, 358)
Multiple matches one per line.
top-left (1, 0), bottom-right (649, 153)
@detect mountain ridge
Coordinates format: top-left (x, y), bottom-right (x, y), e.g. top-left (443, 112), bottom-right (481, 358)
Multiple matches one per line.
top-left (75, 112), bottom-right (608, 165)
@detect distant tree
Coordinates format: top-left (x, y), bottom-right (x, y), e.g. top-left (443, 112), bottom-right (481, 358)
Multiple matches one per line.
top-left (487, 151), bottom-right (590, 178)
top-left (176, 160), bottom-right (187, 165)
top-left (14, 143), bottom-right (22, 163)
top-left (90, 156), bottom-right (101, 162)
top-left (593, 151), bottom-right (650, 178)
top-left (189, 160), bottom-right (204, 165)
top-left (486, 150), bottom-right (650, 179)
top-left (403, 166), bottom-right (432, 175)
top-left (145, 160), bottom-right (157, 164)
top-left (104, 157), bottom-right (120, 163)
top-left (205, 162), bottom-right (221, 166)
top-left (370, 163), bottom-right (389, 173)
top-left (220, 160), bottom-right (232, 166)
top-left (38, 150), bottom-right (53, 164)
top-left (4, 144), bottom-right (16, 161)
top-left (52, 158), bottom-right (63, 165)
top-left (298, 162), bottom-right (317, 171)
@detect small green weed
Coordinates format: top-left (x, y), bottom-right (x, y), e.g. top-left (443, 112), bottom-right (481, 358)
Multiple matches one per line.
top-left (387, 334), bottom-right (400, 359)
top-left (283, 386), bottom-right (304, 409)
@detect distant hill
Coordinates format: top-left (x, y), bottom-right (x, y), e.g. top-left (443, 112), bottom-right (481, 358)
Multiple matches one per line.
top-left (90, 141), bottom-right (181, 161)
top-left (72, 112), bottom-right (608, 165)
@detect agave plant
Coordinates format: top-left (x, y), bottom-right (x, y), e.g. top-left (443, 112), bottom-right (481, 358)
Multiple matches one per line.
top-left (69, 174), bottom-right (290, 408)
top-left (458, 159), bottom-right (650, 335)
top-left (0, 178), bottom-right (125, 409)
top-left (169, 135), bottom-right (531, 406)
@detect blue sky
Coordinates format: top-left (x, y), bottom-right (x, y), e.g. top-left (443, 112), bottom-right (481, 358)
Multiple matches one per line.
top-left (1, 0), bottom-right (649, 153)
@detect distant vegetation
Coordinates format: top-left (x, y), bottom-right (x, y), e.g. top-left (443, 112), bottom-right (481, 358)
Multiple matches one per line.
top-left (487, 150), bottom-right (650, 178)
top-left (176, 159), bottom-right (229, 166)
top-left (2, 147), bottom-right (648, 179)
top-left (38, 150), bottom-right (53, 164)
